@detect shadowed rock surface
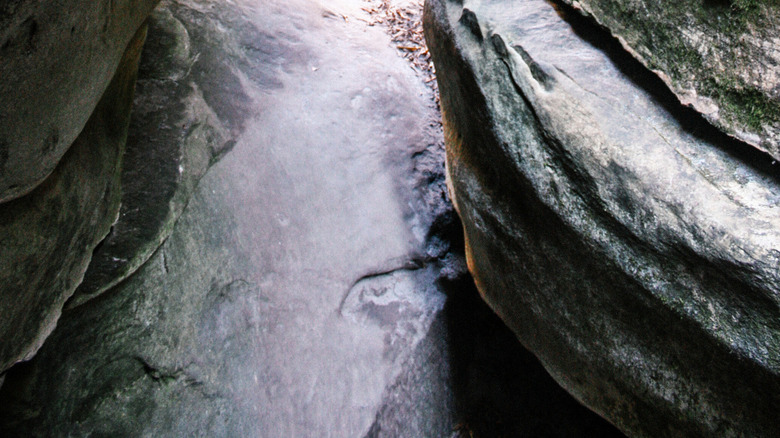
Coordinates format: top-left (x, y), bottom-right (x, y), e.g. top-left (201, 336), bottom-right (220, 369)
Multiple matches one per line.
top-left (425, 0), bottom-right (780, 436)
top-left (69, 2), bottom-right (247, 306)
top-left (559, 0), bottom-right (780, 160)
top-left (366, 275), bottom-right (625, 438)
top-left (0, 27), bottom-right (146, 375)
top-left (0, 0), bottom-right (625, 436)
top-left (0, 0), bottom-right (450, 435)
top-left (0, 0), bottom-right (160, 201)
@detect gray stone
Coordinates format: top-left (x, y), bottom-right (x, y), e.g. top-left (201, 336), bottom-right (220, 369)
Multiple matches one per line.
top-left (68, 3), bottom-right (240, 307)
top-left (366, 276), bottom-right (625, 438)
top-left (0, 26), bottom-right (146, 374)
top-left (425, 0), bottom-right (780, 436)
top-left (0, 0), bottom-right (160, 202)
top-left (0, 0), bottom-right (453, 435)
top-left (0, 0), bottom-right (632, 435)
top-left (559, 0), bottom-right (780, 161)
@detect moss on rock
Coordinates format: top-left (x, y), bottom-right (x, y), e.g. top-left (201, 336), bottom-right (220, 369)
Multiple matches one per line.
top-left (561, 0), bottom-right (780, 156)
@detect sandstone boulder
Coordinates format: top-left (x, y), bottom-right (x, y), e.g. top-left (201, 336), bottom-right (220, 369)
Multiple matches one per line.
top-left (0, 26), bottom-right (146, 374)
top-left (425, 0), bottom-right (780, 436)
top-left (560, 0), bottom-right (780, 161)
top-left (0, 1), bottom-right (632, 435)
top-left (0, 0), bottom-right (160, 201)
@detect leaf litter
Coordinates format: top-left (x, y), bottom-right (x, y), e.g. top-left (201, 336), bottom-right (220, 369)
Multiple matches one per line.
top-left (360, 0), bottom-right (441, 109)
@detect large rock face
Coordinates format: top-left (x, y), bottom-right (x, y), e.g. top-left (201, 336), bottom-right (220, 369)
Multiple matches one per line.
top-left (560, 0), bottom-right (780, 160)
top-left (68, 3), bottom-right (237, 307)
top-left (0, 0), bottom-right (452, 435)
top-left (0, 0), bottom-right (160, 202)
top-left (0, 26), bottom-right (146, 374)
top-left (0, 0), bottom-right (630, 435)
top-left (425, 0), bottom-right (780, 436)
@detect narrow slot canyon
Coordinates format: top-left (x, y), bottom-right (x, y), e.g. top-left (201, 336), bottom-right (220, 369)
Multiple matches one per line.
top-left (1, 0), bottom-right (778, 436)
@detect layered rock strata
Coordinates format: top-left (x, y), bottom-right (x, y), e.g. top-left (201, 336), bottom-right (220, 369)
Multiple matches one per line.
top-left (425, 0), bottom-right (780, 436)
top-left (0, 0), bottom-right (455, 435)
top-left (0, 0), bottom-right (160, 201)
top-left (561, 0), bottom-right (780, 160)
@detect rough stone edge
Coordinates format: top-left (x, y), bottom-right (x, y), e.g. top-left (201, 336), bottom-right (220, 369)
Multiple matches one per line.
top-left (558, 0), bottom-right (780, 162)
top-left (0, 24), bottom-right (148, 376)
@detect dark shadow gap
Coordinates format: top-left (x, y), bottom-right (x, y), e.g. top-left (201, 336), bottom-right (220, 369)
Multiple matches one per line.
top-left (366, 205), bottom-right (626, 436)
top-left (440, 270), bottom-right (626, 437)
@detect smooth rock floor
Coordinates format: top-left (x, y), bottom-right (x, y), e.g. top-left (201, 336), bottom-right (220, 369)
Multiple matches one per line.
top-left (0, 0), bottom-right (623, 436)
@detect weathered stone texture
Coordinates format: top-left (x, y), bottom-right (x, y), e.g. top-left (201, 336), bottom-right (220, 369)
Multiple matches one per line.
top-left (68, 4), bottom-right (235, 307)
top-left (0, 0), bottom-right (453, 435)
top-left (560, 0), bottom-right (780, 160)
top-left (0, 25), bottom-right (147, 374)
top-left (0, 0), bottom-right (160, 201)
top-left (425, 0), bottom-right (780, 436)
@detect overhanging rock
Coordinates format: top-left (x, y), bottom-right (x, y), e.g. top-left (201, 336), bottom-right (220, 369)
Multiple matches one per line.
top-left (560, 0), bottom-right (780, 163)
top-left (0, 26), bottom-right (147, 374)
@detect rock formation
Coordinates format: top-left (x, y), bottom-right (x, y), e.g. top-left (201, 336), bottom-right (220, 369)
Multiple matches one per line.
top-left (425, 0), bottom-right (780, 436)
top-left (0, 0), bottom-right (160, 201)
top-left (0, 0), bottom-right (463, 435)
top-left (5, 0), bottom-right (743, 434)
top-left (560, 0), bottom-right (780, 161)
top-left (68, 4), bottom-right (237, 307)
top-left (0, 25), bottom-right (148, 374)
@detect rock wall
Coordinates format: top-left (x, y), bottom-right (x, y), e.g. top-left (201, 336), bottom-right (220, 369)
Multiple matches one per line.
top-left (0, 0), bottom-right (462, 435)
top-left (0, 26), bottom-right (147, 374)
top-left (68, 3), bottom-right (236, 307)
top-left (424, 0), bottom-right (780, 436)
top-left (0, 1), bottom-right (160, 374)
top-left (0, 0), bottom-right (160, 201)
top-left (561, 0), bottom-right (780, 160)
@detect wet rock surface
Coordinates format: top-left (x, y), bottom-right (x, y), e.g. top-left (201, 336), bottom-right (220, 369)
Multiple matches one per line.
top-left (425, 0), bottom-right (780, 436)
top-left (560, 0), bottom-right (780, 159)
top-left (0, 27), bottom-right (146, 375)
top-left (0, 0), bottom-right (160, 201)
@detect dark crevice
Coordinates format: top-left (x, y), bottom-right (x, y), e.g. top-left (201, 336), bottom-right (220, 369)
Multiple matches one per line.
top-left (431, 187), bottom-right (625, 436)
top-left (134, 356), bottom-right (204, 388)
top-left (440, 272), bottom-right (626, 438)
top-left (135, 356), bottom-right (178, 382)
top-left (365, 194), bottom-right (626, 436)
